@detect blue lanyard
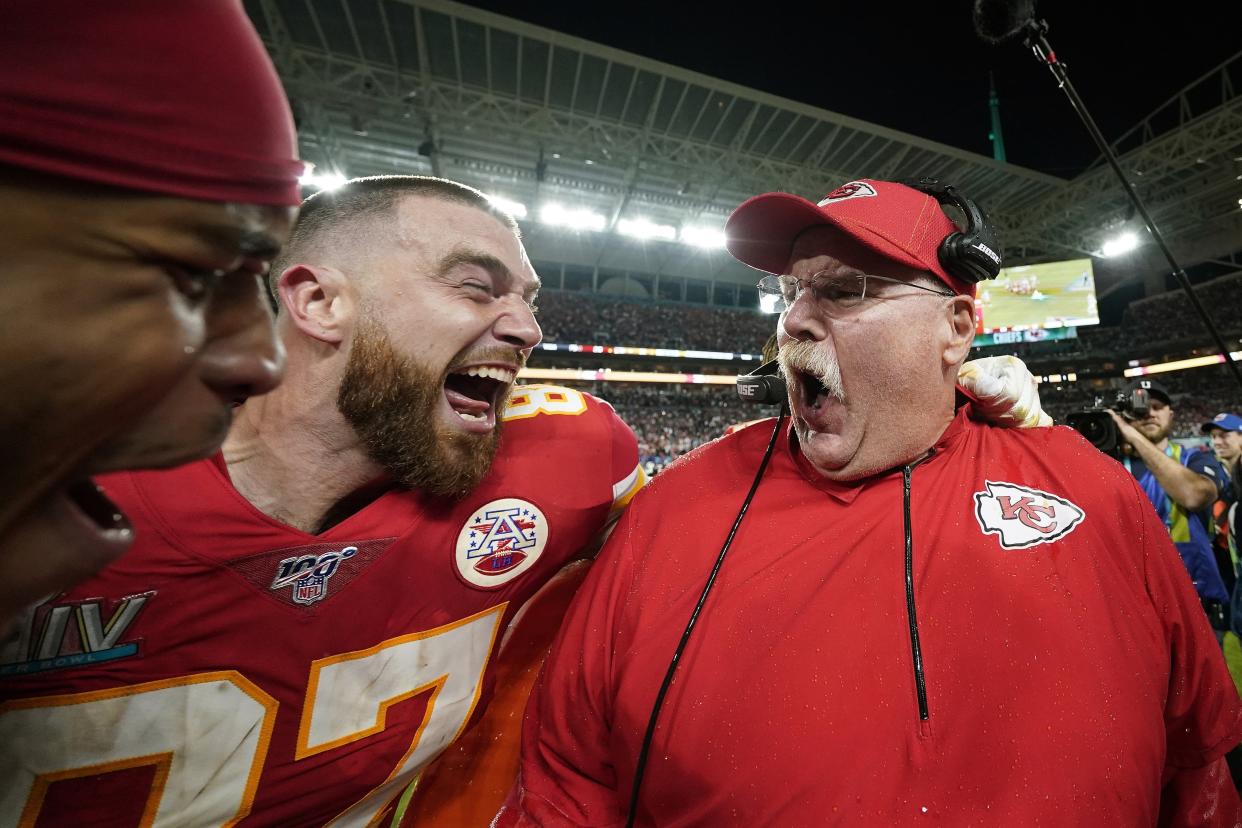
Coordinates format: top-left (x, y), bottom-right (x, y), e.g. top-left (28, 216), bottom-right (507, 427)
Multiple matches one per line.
top-left (1125, 443), bottom-right (1181, 531)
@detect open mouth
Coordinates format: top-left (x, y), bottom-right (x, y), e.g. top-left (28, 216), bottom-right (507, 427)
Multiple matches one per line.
top-left (65, 479), bottom-right (132, 538)
top-left (37, 478), bottom-right (135, 569)
top-left (797, 369), bottom-right (832, 411)
top-left (443, 365), bottom-right (517, 429)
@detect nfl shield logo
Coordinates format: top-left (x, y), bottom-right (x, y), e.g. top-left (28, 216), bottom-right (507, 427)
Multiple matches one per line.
top-left (293, 575), bottom-right (327, 605)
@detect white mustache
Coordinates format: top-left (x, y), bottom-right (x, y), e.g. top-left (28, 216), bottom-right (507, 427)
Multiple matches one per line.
top-left (778, 340), bottom-right (845, 402)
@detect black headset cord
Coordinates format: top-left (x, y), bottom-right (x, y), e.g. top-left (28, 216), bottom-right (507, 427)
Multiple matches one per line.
top-left (624, 408), bottom-right (788, 827)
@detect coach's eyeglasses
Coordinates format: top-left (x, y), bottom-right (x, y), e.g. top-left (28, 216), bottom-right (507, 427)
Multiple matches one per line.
top-left (756, 271), bottom-right (955, 315)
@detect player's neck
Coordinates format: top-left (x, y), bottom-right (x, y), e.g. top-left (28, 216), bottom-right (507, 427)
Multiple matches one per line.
top-left (222, 382), bottom-right (385, 534)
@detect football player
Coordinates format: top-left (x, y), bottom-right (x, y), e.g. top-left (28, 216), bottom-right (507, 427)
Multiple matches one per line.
top-left (0, 177), bottom-right (643, 827)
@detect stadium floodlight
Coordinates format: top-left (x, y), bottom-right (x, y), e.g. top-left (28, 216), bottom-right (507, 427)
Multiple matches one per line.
top-left (680, 225), bottom-right (727, 249)
top-left (299, 171), bottom-right (347, 191)
top-left (486, 195), bottom-right (528, 219)
top-left (1100, 231), bottom-right (1139, 257)
top-left (617, 218), bottom-right (677, 242)
top-left (540, 203), bottom-right (606, 232)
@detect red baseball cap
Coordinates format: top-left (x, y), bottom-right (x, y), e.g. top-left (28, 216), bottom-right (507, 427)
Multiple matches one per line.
top-left (725, 179), bottom-right (975, 296)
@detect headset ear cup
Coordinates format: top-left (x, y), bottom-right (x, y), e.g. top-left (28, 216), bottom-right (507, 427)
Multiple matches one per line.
top-left (939, 231), bottom-right (999, 285)
top-left (938, 232), bottom-right (969, 284)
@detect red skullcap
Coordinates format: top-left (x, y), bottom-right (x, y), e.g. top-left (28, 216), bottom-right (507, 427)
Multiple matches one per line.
top-left (0, 0), bottom-right (302, 206)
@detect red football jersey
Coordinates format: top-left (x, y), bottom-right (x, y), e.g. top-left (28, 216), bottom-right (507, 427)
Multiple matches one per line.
top-left (397, 561), bottom-right (592, 827)
top-left (500, 409), bottom-right (1242, 826)
top-left (0, 385), bottom-right (642, 828)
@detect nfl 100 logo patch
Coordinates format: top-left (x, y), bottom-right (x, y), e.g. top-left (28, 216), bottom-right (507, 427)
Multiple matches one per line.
top-left (455, 498), bottom-right (549, 588)
top-left (223, 538), bottom-right (396, 608)
top-left (270, 546), bottom-right (358, 605)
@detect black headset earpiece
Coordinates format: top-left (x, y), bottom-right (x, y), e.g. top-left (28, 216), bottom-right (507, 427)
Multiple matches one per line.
top-left (901, 177), bottom-right (1003, 284)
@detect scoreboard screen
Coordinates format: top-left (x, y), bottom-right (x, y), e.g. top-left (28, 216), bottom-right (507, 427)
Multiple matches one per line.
top-left (976, 258), bottom-right (1099, 334)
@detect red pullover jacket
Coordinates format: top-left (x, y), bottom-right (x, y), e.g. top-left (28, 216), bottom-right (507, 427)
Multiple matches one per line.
top-left (499, 407), bottom-right (1242, 826)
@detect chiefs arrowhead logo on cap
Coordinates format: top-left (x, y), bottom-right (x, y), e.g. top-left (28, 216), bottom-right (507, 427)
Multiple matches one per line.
top-left (817, 181), bottom-right (878, 207)
top-left (973, 481), bottom-right (1085, 550)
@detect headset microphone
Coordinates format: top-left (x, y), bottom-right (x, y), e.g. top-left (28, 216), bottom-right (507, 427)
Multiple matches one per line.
top-left (735, 359), bottom-right (787, 405)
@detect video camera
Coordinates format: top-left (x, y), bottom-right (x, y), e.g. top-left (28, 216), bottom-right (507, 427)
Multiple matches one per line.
top-left (1064, 387), bottom-right (1152, 459)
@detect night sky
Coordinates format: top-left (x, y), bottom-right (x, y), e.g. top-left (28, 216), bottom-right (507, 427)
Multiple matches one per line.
top-left (461, 1), bottom-right (1242, 178)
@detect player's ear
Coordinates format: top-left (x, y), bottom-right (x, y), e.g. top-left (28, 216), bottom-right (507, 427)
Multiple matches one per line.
top-left (942, 294), bottom-right (976, 368)
top-left (277, 264), bottom-right (354, 346)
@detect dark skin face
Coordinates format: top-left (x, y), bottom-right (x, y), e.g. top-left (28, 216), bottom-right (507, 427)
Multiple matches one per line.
top-left (0, 170), bottom-right (293, 623)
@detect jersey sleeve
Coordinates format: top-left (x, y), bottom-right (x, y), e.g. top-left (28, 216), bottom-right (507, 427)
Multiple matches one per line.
top-left (1187, 451), bottom-right (1227, 500)
top-left (494, 508), bottom-right (641, 826)
top-left (1135, 475), bottom-right (1242, 769)
top-left (595, 396), bottom-right (645, 514)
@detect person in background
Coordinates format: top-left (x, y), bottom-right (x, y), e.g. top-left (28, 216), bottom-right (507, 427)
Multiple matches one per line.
top-left (1202, 412), bottom-right (1242, 695)
top-left (1109, 381), bottom-right (1233, 637)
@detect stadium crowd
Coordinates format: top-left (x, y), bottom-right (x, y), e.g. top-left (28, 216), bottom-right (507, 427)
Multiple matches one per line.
top-left (530, 270), bottom-right (1242, 470)
top-left (578, 371), bottom-right (1239, 475)
top-left (533, 289), bottom-right (772, 352)
top-left (551, 383), bottom-right (754, 473)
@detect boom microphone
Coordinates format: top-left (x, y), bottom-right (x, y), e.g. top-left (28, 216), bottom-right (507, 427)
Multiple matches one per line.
top-left (973, 0), bottom-right (1242, 391)
top-left (972, 0), bottom-right (1037, 45)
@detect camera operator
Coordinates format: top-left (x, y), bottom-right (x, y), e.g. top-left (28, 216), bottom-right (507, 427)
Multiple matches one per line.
top-left (1108, 380), bottom-right (1232, 637)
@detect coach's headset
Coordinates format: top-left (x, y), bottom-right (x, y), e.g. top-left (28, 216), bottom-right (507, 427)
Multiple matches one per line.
top-left (623, 180), bottom-right (1000, 826)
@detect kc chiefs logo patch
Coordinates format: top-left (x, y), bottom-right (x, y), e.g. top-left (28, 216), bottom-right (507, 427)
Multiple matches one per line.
top-left (455, 498), bottom-right (549, 588)
top-left (817, 181), bottom-right (877, 206)
top-left (973, 481), bottom-right (1085, 549)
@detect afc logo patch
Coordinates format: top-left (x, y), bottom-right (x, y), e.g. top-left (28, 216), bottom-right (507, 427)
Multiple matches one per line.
top-left (974, 481), bottom-right (1085, 549)
top-left (455, 498), bottom-right (548, 588)
top-left (817, 181), bottom-right (877, 206)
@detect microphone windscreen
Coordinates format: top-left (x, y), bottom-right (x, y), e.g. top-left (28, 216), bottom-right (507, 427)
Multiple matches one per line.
top-left (972, 0), bottom-right (1037, 44)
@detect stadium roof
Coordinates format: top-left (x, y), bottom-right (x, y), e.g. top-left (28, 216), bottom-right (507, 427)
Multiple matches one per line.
top-left (247, 0), bottom-right (1242, 293)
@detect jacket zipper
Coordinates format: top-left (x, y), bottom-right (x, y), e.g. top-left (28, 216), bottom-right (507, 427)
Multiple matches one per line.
top-left (903, 453), bottom-right (932, 722)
